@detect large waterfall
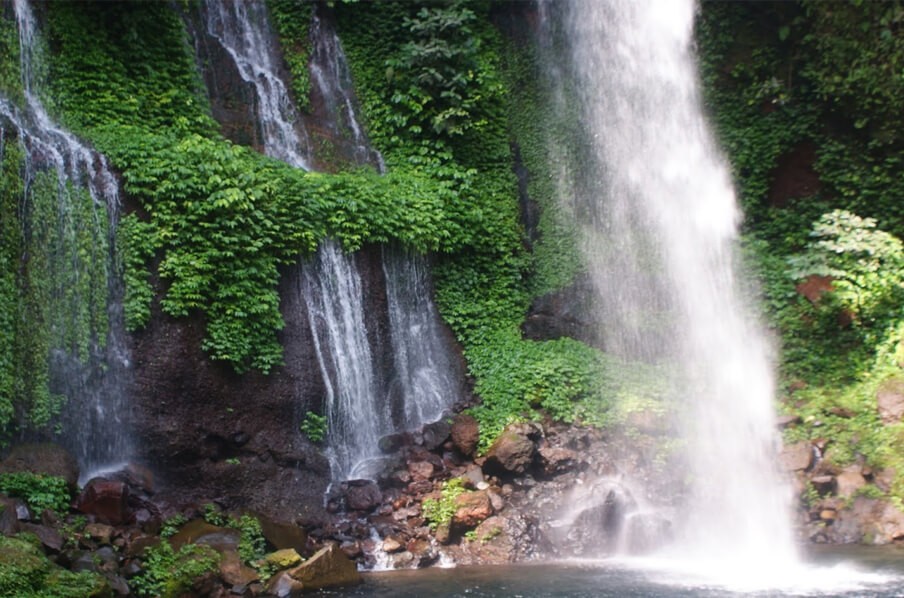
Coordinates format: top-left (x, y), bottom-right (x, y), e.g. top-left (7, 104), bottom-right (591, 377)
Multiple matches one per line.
top-left (203, 0), bottom-right (458, 481)
top-left (549, 0), bottom-right (798, 573)
top-left (2, 0), bottom-right (131, 478)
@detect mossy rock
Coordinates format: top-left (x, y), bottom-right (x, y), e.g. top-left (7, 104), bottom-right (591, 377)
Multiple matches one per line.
top-left (0, 535), bottom-right (110, 597)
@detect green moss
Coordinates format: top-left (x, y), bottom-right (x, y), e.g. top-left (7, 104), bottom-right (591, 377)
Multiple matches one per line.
top-left (0, 536), bottom-right (109, 598)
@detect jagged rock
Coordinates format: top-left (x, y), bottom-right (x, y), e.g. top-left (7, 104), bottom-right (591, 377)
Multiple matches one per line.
top-left (877, 378), bottom-right (904, 424)
top-left (75, 480), bottom-right (131, 525)
top-left (286, 544), bottom-right (361, 591)
top-left (778, 441), bottom-right (813, 472)
top-left (538, 446), bottom-right (578, 476)
top-left (0, 443), bottom-right (80, 490)
top-left (453, 491), bottom-right (493, 528)
top-left (451, 414), bottom-right (479, 457)
top-left (836, 467), bottom-right (867, 498)
top-left (20, 522), bottom-right (63, 552)
top-left (484, 424), bottom-right (540, 475)
top-left (345, 481), bottom-right (382, 512)
top-left (422, 419), bottom-right (452, 451)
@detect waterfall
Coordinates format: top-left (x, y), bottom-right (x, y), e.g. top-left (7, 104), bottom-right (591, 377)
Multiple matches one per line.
top-left (203, 0), bottom-right (456, 481)
top-left (382, 247), bottom-right (460, 430)
top-left (3, 0), bottom-right (131, 479)
top-left (203, 0), bottom-right (312, 170)
top-left (545, 0), bottom-right (797, 570)
top-left (301, 241), bottom-right (389, 481)
top-left (309, 9), bottom-right (384, 171)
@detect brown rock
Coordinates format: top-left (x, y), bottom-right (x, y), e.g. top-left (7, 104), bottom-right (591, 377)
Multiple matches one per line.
top-left (84, 522), bottom-right (115, 545)
top-left (259, 516), bottom-right (308, 556)
top-left (836, 467), bottom-right (867, 499)
top-left (483, 424), bottom-right (539, 475)
top-left (835, 498), bottom-right (904, 544)
top-left (776, 414), bottom-right (802, 428)
top-left (287, 544), bottom-right (361, 590)
top-left (778, 441), bottom-right (813, 472)
top-left (220, 550), bottom-right (259, 586)
top-left (819, 509), bottom-right (837, 521)
top-left (345, 481), bottom-right (382, 512)
top-left (382, 536), bottom-right (403, 553)
top-left (19, 522), bottom-right (63, 552)
top-left (169, 520), bottom-right (240, 552)
top-left (407, 461), bottom-right (435, 481)
top-left (453, 491), bottom-right (493, 528)
top-left (810, 475), bottom-right (835, 495)
top-left (796, 275), bottom-right (834, 304)
top-left (435, 521), bottom-right (451, 545)
top-left (0, 443), bottom-right (80, 490)
top-left (74, 479), bottom-right (130, 525)
top-left (538, 446), bottom-right (578, 476)
top-left (877, 378), bottom-right (904, 424)
top-left (451, 414), bottom-right (479, 456)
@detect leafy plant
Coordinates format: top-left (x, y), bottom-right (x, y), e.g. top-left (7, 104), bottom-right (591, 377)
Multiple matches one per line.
top-left (131, 541), bottom-right (220, 598)
top-left (230, 514), bottom-right (267, 565)
top-left (421, 477), bottom-right (466, 530)
top-left (300, 411), bottom-right (327, 443)
top-left (160, 514), bottom-right (187, 539)
top-left (0, 473), bottom-right (71, 515)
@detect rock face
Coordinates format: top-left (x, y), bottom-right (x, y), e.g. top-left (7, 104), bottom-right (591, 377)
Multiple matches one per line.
top-left (778, 441), bottom-right (813, 472)
top-left (833, 498), bottom-right (904, 544)
top-left (0, 444), bottom-right (80, 490)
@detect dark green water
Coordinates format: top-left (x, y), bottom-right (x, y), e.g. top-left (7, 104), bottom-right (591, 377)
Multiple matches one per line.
top-left (323, 548), bottom-right (904, 597)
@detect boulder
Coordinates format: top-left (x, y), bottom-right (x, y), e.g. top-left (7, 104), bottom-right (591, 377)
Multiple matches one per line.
top-left (74, 480), bottom-right (131, 525)
top-left (453, 491), bottom-right (493, 528)
top-left (407, 461), bottom-right (435, 482)
top-left (345, 481), bottom-right (382, 512)
top-left (451, 414), bottom-right (479, 457)
top-left (877, 378), bottom-right (904, 424)
top-left (84, 523), bottom-right (115, 545)
top-left (0, 443), bottom-right (79, 490)
top-left (169, 520), bottom-right (240, 553)
top-left (266, 570), bottom-right (305, 597)
top-left (421, 419), bottom-right (452, 451)
top-left (286, 544), bottom-right (361, 591)
top-left (381, 536), bottom-right (403, 553)
top-left (19, 522), bottom-right (63, 552)
top-left (263, 548), bottom-right (303, 570)
top-left (834, 498), bottom-right (904, 544)
top-left (778, 441), bottom-right (813, 472)
top-left (259, 516), bottom-right (308, 555)
top-left (483, 423), bottom-right (539, 475)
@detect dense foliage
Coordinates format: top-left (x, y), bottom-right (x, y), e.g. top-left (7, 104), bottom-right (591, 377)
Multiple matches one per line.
top-left (0, 472), bottom-right (71, 514)
top-left (698, 1), bottom-right (904, 497)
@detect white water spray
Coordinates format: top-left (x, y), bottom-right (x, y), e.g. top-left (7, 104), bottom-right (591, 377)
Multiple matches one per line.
top-left (4, 0), bottom-right (131, 478)
top-left (555, 0), bottom-right (797, 572)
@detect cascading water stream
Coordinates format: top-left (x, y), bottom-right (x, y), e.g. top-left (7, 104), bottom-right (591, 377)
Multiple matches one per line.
top-left (382, 247), bottom-right (460, 430)
top-left (3, 0), bottom-right (131, 479)
top-left (203, 0), bottom-right (312, 170)
top-left (203, 0), bottom-right (457, 481)
top-left (545, 0), bottom-right (799, 576)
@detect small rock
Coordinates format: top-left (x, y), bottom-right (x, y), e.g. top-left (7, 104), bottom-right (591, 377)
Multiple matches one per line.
top-left (382, 536), bottom-right (403, 553)
top-left (836, 467), bottom-right (867, 499)
top-left (538, 446), bottom-right (578, 476)
top-left (778, 441), bottom-right (813, 472)
top-left (20, 522), bottom-right (63, 552)
top-left (339, 540), bottom-right (361, 559)
top-left (263, 548), bottom-right (303, 569)
top-left (220, 550), bottom-right (260, 586)
top-left (84, 522), bottom-right (115, 545)
top-left (820, 509), bottom-right (837, 521)
top-left (810, 475), bottom-right (835, 495)
top-left (407, 461), bottom-right (435, 481)
top-left (451, 414), bottom-right (480, 456)
top-left (267, 570), bottom-right (305, 597)
top-left (453, 491), bottom-right (493, 528)
top-left (422, 419), bottom-right (452, 451)
top-left (776, 414), bottom-right (802, 428)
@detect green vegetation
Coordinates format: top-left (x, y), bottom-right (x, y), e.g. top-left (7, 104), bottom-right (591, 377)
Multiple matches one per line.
top-left (422, 477), bottom-right (467, 530)
top-left (300, 411), bottom-right (327, 443)
top-left (0, 535), bottom-right (108, 598)
top-left (698, 1), bottom-right (904, 497)
top-left (268, 0), bottom-right (314, 112)
top-left (0, 472), bottom-right (71, 514)
top-left (131, 541), bottom-right (220, 598)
